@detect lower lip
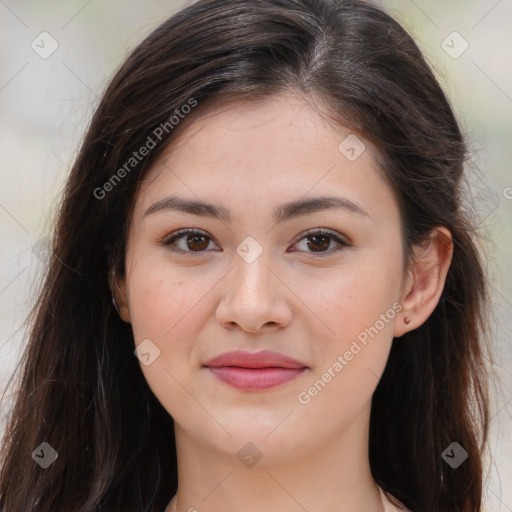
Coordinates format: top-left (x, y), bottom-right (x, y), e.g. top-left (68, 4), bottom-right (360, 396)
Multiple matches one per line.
top-left (207, 367), bottom-right (306, 391)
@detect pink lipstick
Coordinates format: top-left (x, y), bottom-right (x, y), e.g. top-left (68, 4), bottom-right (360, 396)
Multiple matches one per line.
top-left (204, 350), bottom-right (307, 391)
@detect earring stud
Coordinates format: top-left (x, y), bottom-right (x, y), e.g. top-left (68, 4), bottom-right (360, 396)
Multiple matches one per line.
top-left (403, 316), bottom-right (411, 325)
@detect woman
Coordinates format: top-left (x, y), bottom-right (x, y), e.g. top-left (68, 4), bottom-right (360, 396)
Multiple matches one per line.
top-left (0, 0), bottom-right (492, 510)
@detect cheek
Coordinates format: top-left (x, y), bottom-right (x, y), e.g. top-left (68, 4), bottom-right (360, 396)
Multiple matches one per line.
top-left (294, 241), bottom-right (403, 396)
top-left (298, 252), bottom-right (402, 344)
top-left (127, 258), bottom-right (209, 351)
top-left (126, 260), bottom-right (211, 418)
top-left (293, 276), bottom-right (399, 424)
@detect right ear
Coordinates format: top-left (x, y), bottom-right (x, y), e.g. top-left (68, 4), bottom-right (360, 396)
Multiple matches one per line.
top-left (110, 269), bottom-right (131, 323)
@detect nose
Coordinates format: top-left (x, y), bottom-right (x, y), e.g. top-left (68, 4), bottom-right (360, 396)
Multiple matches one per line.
top-left (215, 249), bottom-right (293, 334)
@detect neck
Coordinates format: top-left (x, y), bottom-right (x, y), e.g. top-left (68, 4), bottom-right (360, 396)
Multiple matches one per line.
top-left (166, 403), bottom-right (386, 512)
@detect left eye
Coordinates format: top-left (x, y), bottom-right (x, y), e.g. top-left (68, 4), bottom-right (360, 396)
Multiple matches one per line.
top-left (291, 229), bottom-right (349, 254)
top-left (162, 228), bottom-right (349, 255)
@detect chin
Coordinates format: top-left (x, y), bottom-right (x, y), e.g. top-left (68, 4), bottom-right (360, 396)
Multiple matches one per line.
top-left (217, 421), bottom-right (309, 462)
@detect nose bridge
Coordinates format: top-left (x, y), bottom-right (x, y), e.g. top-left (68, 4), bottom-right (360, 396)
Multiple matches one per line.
top-left (231, 240), bottom-right (274, 300)
top-left (215, 238), bottom-right (291, 332)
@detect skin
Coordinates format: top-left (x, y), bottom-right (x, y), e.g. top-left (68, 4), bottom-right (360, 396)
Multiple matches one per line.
top-left (114, 91), bottom-right (453, 512)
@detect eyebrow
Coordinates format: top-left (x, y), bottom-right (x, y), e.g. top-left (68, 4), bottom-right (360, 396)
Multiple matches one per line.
top-left (142, 194), bottom-right (370, 223)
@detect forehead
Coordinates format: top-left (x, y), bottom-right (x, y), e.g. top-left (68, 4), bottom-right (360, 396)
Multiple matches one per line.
top-left (131, 92), bottom-right (395, 223)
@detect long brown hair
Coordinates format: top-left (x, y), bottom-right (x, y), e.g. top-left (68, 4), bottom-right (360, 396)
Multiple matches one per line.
top-left (0, 0), bottom-right (492, 510)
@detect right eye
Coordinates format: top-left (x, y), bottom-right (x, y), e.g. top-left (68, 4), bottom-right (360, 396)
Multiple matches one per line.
top-left (162, 228), bottom-right (220, 255)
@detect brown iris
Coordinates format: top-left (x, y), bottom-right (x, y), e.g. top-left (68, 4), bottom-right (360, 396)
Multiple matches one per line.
top-left (185, 233), bottom-right (210, 251)
top-left (306, 234), bottom-right (331, 252)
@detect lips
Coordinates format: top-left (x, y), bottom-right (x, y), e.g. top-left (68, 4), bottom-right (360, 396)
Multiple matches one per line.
top-left (204, 350), bottom-right (307, 369)
top-left (203, 350), bottom-right (308, 391)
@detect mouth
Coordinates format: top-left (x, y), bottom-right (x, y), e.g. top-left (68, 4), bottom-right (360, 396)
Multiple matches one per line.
top-left (203, 350), bottom-right (308, 391)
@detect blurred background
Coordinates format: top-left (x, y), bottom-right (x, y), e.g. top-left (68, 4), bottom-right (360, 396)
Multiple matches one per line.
top-left (0, 0), bottom-right (510, 509)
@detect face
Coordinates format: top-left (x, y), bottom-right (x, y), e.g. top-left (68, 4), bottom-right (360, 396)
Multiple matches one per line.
top-left (118, 92), bottom-right (408, 464)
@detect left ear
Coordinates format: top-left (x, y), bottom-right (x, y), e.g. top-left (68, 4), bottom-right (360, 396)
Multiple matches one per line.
top-left (394, 226), bottom-right (453, 337)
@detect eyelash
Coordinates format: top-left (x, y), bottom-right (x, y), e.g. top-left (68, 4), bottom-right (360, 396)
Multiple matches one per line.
top-left (161, 228), bottom-right (350, 257)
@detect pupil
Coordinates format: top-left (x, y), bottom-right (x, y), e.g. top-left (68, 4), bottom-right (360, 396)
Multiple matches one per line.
top-left (187, 234), bottom-right (208, 251)
top-left (308, 235), bottom-right (330, 252)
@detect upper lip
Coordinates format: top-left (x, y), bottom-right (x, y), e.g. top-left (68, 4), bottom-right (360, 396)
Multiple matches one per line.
top-left (204, 350), bottom-right (307, 369)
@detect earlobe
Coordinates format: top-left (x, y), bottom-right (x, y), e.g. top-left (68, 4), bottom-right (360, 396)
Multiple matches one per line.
top-left (110, 269), bottom-right (131, 323)
top-left (394, 227), bottom-right (453, 338)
